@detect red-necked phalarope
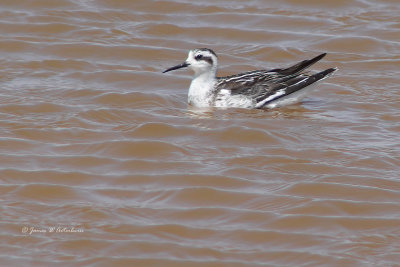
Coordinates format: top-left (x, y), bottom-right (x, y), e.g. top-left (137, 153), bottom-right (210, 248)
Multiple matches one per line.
top-left (163, 48), bottom-right (337, 109)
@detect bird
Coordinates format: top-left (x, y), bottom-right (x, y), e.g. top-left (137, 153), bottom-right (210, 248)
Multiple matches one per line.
top-left (163, 48), bottom-right (337, 109)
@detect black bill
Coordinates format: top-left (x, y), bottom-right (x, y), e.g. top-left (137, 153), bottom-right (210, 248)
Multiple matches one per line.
top-left (163, 62), bottom-right (189, 73)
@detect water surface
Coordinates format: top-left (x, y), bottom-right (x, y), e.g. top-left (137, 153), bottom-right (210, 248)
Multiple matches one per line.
top-left (1, 0), bottom-right (400, 266)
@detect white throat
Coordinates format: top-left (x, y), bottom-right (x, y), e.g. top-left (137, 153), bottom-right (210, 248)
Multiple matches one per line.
top-left (188, 70), bottom-right (217, 107)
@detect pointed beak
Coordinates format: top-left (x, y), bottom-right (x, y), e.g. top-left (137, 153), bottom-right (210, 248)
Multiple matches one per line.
top-left (163, 62), bottom-right (189, 73)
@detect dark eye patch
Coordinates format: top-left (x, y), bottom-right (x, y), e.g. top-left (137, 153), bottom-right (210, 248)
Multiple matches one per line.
top-left (203, 56), bottom-right (213, 65)
top-left (195, 54), bottom-right (213, 65)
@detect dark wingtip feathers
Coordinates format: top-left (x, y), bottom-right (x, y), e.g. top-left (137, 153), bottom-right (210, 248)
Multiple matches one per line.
top-left (271, 53), bottom-right (329, 76)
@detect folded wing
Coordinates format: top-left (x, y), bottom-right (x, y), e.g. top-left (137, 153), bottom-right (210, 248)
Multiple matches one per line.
top-left (216, 53), bottom-right (336, 108)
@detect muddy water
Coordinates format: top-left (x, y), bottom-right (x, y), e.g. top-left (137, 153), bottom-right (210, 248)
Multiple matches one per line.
top-left (1, 0), bottom-right (400, 266)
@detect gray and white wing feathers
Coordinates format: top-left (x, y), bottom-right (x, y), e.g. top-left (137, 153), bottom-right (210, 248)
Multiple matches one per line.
top-left (214, 53), bottom-right (337, 108)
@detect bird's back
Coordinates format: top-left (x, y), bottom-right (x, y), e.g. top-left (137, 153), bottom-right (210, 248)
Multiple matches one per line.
top-left (213, 53), bottom-right (337, 108)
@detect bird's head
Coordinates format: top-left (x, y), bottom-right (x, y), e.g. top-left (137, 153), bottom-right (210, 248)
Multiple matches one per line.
top-left (163, 48), bottom-right (218, 77)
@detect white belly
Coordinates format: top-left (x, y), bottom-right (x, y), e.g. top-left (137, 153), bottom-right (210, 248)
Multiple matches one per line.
top-left (214, 89), bottom-right (255, 108)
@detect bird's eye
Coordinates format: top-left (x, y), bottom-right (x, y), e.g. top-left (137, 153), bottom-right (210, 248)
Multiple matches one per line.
top-left (195, 54), bottom-right (203, 60)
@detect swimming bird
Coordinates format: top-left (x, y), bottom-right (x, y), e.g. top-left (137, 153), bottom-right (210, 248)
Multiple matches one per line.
top-left (163, 48), bottom-right (337, 109)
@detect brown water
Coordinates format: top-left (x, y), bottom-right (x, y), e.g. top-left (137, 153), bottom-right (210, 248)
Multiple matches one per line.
top-left (1, 0), bottom-right (400, 266)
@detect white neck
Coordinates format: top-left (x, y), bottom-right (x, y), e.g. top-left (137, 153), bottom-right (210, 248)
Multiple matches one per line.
top-left (188, 70), bottom-right (217, 107)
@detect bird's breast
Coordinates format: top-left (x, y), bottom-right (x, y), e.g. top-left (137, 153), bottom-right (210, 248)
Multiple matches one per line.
top-left (187, 77), bottom-right (216, 107)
